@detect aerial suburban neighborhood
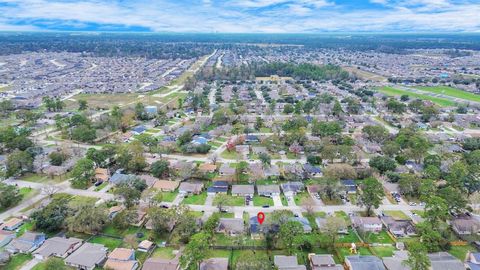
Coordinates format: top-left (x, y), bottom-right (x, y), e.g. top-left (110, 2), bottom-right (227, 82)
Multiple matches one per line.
top-left (0, 31), bottom-right (480, 270)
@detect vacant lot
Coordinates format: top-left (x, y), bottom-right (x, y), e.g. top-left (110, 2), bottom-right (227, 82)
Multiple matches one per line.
top-left (65, 93), bottom-right (140, 110)
top-left (415, 86), bottom-right (480, 102)
top-left (378, 86), bottom-right (456, 107)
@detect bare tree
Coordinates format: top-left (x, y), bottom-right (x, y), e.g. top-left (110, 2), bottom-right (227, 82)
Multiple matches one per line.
top-left (302, 197), bottom-right (316, 215)
top-left (42, 185), bottom-right (60, 198)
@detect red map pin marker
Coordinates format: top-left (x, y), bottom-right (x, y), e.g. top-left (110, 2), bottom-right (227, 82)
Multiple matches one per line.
top-left (257, 212), bottom-right (265, 225)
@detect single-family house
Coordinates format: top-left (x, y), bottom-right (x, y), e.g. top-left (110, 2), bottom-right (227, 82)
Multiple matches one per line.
top-left (216, 218), bottom-right (245, 236)
top-left (138, 175), bottom-right (157, 188)
top-left (341, 179), bottom-right (357, 194)
top-left (257, 185), bottom-right (280, 197)
top-left (382, 250), bottom-right (411, 270)
top-left (0, 231), bottom-right (15, 248)
top-left (274, 255), bottom-right (307, 270)
top-left (248, 162), bottom-right (265, 179)
top-left (345, 256), bottom-right (386, 270)
top-left (104, 248), bottom-right (138, 270)
top-left (200, 258), bottom-right (228, 270)
top-left (33, 237), bottom-right (83, 260)
top-left (109, 205), bottom-right (125, 220)
top-left (6, 232), bottom-right (45, 254)
top-left (303, 164), bottom-right (322, 178)
top-left (467, 252), bottom-right (480, 270)
top-left (231, 185), bottom-right (254, 197)
top-left (153, 180), bottom-right (180, 192)
top-left (198, 163), bottom-right (217, 174)
top-left (219, 164), bottom-right (235, 177)
top-left (192, 136), bottom-right (208, 145)
top-left (95, 168), bottom-right (110, 184)
top-left (1, 218), bottom-right (23, 231)
top-left (245, 135), bottom-right (259, 143)
top-left (137, 240), bottom-right (154, 253)
top-left (281, 182), bottom-right (304, 196)
top-left (142, 257), bottom-right (179, 270)
top-left (264, 164), bottom-right (280, 178)
top-left (65, 243), bottom-right (107, 270)
top-left (207, 181), bottom-right (228, 194)
top-left (316, 217), bottom-right (348, 234)
top-left (178, 182), bottom-right (204, 195)
top-left (132, 125), bottom-right (147, 135)
top-left (451, 216), bottom-right (480, 235)
top-left (351, 216), bottom-right (383, 233)
top-left (381, 216), bottom-right (416, 237)
top-left (428, 252), bottom-right (465, 270)
top-left (283, 164), bottom-right (305, 177)
top-left (145, 106), bottom-right (158, 116)
top-left (291, 217), bottom-right (312, 233)
top-left (109, 170), bottom-right (134, 185)
top-left (252, 146), bottom-right (268, 155)
top-left (308, 254), bottom-right (343, 270)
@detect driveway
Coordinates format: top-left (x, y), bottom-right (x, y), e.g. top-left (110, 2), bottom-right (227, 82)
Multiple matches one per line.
top-left (272, 195), bottom-right (283, 207)
top-left (20, 258), bottom-right (41, 270)
top-left (172, 193), bottom-right (185, 205)
top-left (205, 194), bottom-right (215, 206)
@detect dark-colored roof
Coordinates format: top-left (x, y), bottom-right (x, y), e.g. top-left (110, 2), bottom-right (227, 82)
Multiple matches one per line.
top-left (341, 179), bottom-right (356, 186)
top-left (346, 256), bottom-right (386, 270)
top-left (212, 181), bottom-right (229, 188)
top-left (207, 186), bottom-right (228, 193)
top-left (304, 164), bottom-right (322, 174)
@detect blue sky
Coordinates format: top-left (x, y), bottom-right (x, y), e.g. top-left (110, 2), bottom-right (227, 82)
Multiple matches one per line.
top-left (0, 0), bottom-right (479, 32)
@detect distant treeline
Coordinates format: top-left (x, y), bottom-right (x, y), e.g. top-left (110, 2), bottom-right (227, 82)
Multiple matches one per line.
top-left (195, 62), bottom-right (350, 82)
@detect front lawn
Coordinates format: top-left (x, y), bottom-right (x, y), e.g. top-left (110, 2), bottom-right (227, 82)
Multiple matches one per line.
top-left (2, 254), bottom-right (33, 270)
top-left (449, 245), bottom-right (477, 261)
top-left (383, 210), bottom-right (410, 220)
top-left (156, 190), bottom-right (178, 203)
top-left (253, 196), bottom-right (274, 206)
top-left (182, 192), bottom-right (207, 205)
top-left (361, 230), bottom-right (395, 244)
top-left (88, 235), bottom-right (123, 250)
top-left (294, 192), bottom-right (311, 205)
top-left (213, 195), bottom-right (245, 206)
top-left (371, 246), bottom-right (396, 257)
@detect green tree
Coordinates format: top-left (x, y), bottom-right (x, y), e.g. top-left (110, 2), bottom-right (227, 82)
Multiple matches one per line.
top-left (116, 141), bottom-right (147, 173)
top-left (180, 232), bottom-right (209, 270)
top-left (44, 257), bottom-right (68, 270)
top-left (358, 177), bottom-right (384, 216)
top-left (424, 196), bottom-right (449, 229)
top-left (404, 241), bottom-right (431, 270)
top-left (0, 183), bottom-right (22, 210)
top-left (369, 156), bottom-right (396, 174)
top-left (279, 220), bottom-right (303, 254)
top-left (332, 100), bottom-right (343, 116)
top-left (6, 150), bottom-right (33, 177)
top-left (78, 99), bottom-right (88, 111)
top-left (151, 160), bottom-right (170, 178)
top-left (70, 158), bottom-right (95, 189)
top-left (362, 125), bottom-right (389, 143)
top-left (30, 196), bottom-right (70, 232)
top-left (258, 153), bottom-right (272, 168)
top-left (48, 151), bottom-right (68, 166)
top-left (66, 202), bottom-right (107, 234)
top-left (321, 216), bottom-right (346, 250)
top-left (114, 184), bottom-right (142, 208)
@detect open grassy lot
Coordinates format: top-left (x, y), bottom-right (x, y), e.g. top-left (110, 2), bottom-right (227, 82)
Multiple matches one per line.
top-left (213, 195), bottom-right (245, 206)
top-left (361, 230), bottom-right (395, 244)
top-left (415, 86), bottom-right (480, 102)
top-left (448, 244), bottom-right (477, 260)
top-left (88, 235), bottom-right (123, 250)
top-left (155, 190), bottom-right (178, 203)
top-left (371, 246), bottom-right (396, 257)
top-left (337, 247), bottom-right (372, 262)
top-left (383, 210), bottom-right (410, 220)
top-left (205, 249), bottom-right (231, 259)
top-left (64, 93), bottom-right (139, 110)
top-left (19, 172), bottom-right (70, 184)
top-left (151, 247), bottom-right (177, 259)
top-left (220, 150), bottom-right (240, 160)
top-left (182, 192), bottom-right (207, 205)
top-left (213, 234), bottom-right (265, 246)
top-left (294, 192), bottom-right (311, 205)
top-left (378, 86), bottom-right (456, 107)
top-left (2, 254), bottom-right (33, 270)
top-left (337, 229), bottom-right (361, 243)
top-left (253, 196), bottom-right (274, 206)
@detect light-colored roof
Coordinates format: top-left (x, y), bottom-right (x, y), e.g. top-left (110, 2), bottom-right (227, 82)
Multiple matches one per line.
top-left (2, 218), bottom-right (23, 228)
top-left (104, 259), bottom-right (137, 270)
top-left (153, 180), bottom-right (180, 191)
top-left (33, 237), bottom-right (82, 258)
top-left (179, 182), bottom-right (204, 193)
top-left (95, 168), bottom-right (109, 181)
top-left (109, 248), bottom-right (134, 260)
top-left (142, 258), bottom-right (179, 270)
top-left (200, 258), bottom-right (229, 270)
top-left (257, 185), bottom-right (280, 194)
top-left (65, 242), bottom-right (107, 268)
top-left (428, 252), bottom-right (465, 270)
top-left (231, 185), bottom-right (254, 195)
top-left (138, 240), bottom-right (154, 250)
top-left (199, 163), bottom-right (217, 172)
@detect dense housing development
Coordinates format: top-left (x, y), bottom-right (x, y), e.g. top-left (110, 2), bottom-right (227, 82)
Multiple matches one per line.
top-left (0, 32), bottom-right (480, 270)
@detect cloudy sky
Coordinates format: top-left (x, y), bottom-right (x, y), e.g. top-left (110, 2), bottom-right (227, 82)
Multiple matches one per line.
top-left (0, 0), bottom-right (479, 33)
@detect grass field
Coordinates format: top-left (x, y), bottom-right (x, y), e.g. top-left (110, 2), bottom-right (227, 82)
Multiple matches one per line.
top-left (383, 210), bottom-right (410, 220)
top-left (378, 86), bottom-right (456, 107)
top-left (252, 196), bottom-right (274, 206)
top-left (371, 246), bottom-right (396, 257)
top-left (182, 192), bottom-right (207, 205)
top-left (88, 235), bottom-right (123, 250)
top-left (152, 247), bottom-right (177, 259)
top-left (64, 93), bottom-right (139, 110)
top-left (155, 190), bottom-right (178, 203)
top-left (448, 244), bottom-right (477, 260)
top-left (2, 254), bottom-right (33, 270)
top-left (361, 230), bottom-right (395, 244)
top-left (213, 195), bottom-right (245, 206)
top-left (415, 86), bottom-right (480, 103)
